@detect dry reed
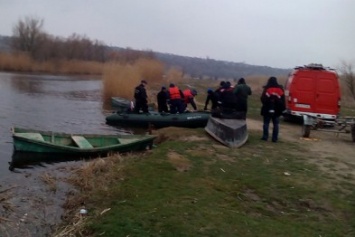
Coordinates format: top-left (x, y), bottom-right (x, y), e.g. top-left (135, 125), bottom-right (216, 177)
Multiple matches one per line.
top-left (39, 173), bottom-right (57, 192)
top-left (0, 52), bottom-right (104, 75)
top-left (101, 59), bottom-right (165, 105)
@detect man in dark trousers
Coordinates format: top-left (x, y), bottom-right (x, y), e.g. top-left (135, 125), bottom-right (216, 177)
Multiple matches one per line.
top-left (204, 88), bottom-right (218, 110)
top-left (168, 83), bottom-right (184, 114)
top-left (133, 80), bottom-right (148, 113)
top-left (260, 76), bottom-right (285, 142)
top-left (233, 77), bottom-right (252, 113)
top-left (157, 86), bottom-right (169, 113)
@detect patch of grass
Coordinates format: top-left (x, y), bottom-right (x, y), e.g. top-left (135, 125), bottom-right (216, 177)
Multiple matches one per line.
top-left (57, 128), bottom-right (355, 236)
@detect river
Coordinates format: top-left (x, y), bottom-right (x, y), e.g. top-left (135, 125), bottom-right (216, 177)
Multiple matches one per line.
top-left (0, 72), bottom-right (127, 236)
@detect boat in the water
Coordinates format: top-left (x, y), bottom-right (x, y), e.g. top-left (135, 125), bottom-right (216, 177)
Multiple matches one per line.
top-left (111, 97), bottom-right (131, 109)
top-left (111, 97), bottom-right (154, 111)
top-left (205, 112), bottom-right (248, 148)
top-left (106, 111), bottom-right (210, 129)
top-left (11, 127), bottom-right (156, 155)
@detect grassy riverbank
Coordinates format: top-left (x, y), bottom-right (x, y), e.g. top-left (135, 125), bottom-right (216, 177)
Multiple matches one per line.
top-left (55, 127), bottom-right (355, 236)
top-left (53, 76), bottom-right (355, 236)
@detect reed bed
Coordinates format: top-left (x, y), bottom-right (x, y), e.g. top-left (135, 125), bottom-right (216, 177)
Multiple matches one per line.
top-left (0, 52), bottom-right (104, 75)
top-left (101, 58), bottom-right (166, 105)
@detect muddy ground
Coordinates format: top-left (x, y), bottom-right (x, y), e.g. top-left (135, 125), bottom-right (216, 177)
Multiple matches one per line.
top-left (1, 119), bottom-right (354, 236)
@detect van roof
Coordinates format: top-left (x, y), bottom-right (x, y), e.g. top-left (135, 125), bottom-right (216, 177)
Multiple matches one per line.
top-left (294, 63), bottom-right (335, 72)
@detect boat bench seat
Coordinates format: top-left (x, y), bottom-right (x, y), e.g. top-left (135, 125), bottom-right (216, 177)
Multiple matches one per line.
top-left (17, 133), bottom-right (45, 141)
top-left (118, 138), bottom-right (137, 145)
top-left (71, 136), bottom-right (93, 149)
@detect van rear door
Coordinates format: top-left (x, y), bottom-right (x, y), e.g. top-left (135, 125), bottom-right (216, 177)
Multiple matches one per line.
top-left (314, 72), bottom-right (340, 115)
top-left (292, 71), bottom-right (316, 112)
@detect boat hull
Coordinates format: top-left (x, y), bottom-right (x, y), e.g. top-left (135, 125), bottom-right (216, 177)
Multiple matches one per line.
top-left (12, 127), bottom-right (156, 155)
top-left (106, 111), bottom-right (210, 128)
top-left (205, 116), bottom-right (248, 148)
top-left (111, 97), bottom-right (155, 111)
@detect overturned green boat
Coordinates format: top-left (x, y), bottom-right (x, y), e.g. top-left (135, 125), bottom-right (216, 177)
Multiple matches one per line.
top-left (11, 127), bottom-right (156, 155)
top-left (106, 111), bottom-right (210, 128)
top-left (205, 111), bottom-right (248, 148)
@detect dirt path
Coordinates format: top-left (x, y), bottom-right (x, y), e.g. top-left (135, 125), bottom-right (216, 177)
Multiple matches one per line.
top-left (247, 118), bottom-right (355, 179)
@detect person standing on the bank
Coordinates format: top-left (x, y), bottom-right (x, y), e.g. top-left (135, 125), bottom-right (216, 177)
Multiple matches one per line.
top-left (204, 88), bottom-right (218, 110)
top-left (157, 86), bottom-right (169, 113)
top-left (234, 77), bottom-right (252, 113)
top-left (133, 80), bottom-right (148, 113)
top-left (260, 76), bottom-right (285, 142)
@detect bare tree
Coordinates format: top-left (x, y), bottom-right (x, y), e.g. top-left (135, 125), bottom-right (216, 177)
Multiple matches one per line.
top-left (339, 61), bottom-right (355, 101)
top-left (11, 16), bottom-right (46, 58)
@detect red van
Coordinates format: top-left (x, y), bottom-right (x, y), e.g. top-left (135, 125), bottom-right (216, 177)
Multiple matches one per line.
top-left (284, 64), bottom-right (341, 121)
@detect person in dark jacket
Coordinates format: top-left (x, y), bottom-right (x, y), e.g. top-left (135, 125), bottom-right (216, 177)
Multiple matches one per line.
top-left (219, 81), bottom-right (237, 111)
top-left (157, 86), bottom-right (169, 113)
top-left (260, 76), bottom-right (285, 142)
top-left (214, 81), bottom-right (226, 103)
top-left (204, 88), bottom-right (218, 110)
top-left (133, 80), bottom-right (148, 113)
top-left (233, 78), bottom-right (252, 113)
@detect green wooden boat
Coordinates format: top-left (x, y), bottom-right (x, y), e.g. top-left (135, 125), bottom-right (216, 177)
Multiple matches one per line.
top-left (106, 111), bottom-right (210, 128)
top-left (11, 127), bottom-right (156, 155)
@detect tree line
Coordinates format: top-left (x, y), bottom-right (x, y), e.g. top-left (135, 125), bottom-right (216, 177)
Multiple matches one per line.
top-left (11, 16), bottom-right (154, 63)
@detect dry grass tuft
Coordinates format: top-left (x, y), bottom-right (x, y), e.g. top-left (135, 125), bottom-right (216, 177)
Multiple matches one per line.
top-left (152, 127), bottom-right (205, 141)
top-left (57, 154), bottom-right (138, 236)
top-left (168, 151), bottom-right (192, 172)
top-left (40, 173), bottom-right (57, 192)
top-left (53, 214), bottom-right (87, 237)
top-left (68, 157), bottom-right (118, 192)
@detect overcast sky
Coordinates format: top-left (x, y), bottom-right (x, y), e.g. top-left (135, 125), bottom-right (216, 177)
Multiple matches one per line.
top-left (0, 0), bottom-right (354, 69)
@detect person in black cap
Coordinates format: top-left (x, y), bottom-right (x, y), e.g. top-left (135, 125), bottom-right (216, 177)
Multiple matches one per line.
top-left (204, 88), bottom-right (218, 110)
top-left (133, 80), bottom-right (148, 113)
top-left (157, 86), bottom-right (169, 113)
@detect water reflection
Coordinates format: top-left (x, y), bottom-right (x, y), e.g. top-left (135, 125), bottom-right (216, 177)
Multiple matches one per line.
top-left (9, 151), bottom-right (89, 171)
top-left (0, 72), bottom-right (127, 177)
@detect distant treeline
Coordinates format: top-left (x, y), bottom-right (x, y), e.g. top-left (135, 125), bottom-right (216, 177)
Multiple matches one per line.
top-left (155, 52), bottom-right (290, 79)
top-left (0, 16), bottom-right (290, 78)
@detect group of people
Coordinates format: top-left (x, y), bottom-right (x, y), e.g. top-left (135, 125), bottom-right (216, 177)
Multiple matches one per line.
top-left (157, 83), bottom-right (198, 114)
top-left (132, 76), bottom-right (285, 142)
top-left (133, 80), bottom-right (198, 115)
top-left (203, 78), bottom-right (252, 115)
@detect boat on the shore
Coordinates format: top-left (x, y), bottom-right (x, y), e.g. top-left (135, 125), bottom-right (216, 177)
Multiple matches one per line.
top-left (205, 112), bottom-right (248, 148)
top-left (11, 127), bottom-right (156, 156)
top-left (106, 111), bottom-right (210, 129)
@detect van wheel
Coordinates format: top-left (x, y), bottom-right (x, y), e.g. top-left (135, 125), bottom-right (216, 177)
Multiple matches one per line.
top-left (351, 125), bottom-right (355, 142)
top-left (302, 125), bottom-right (311, 138)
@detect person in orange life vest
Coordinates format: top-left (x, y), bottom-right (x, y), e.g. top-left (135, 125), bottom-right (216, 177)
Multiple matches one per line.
top-left (183, 88), bottom-right (198, 111)
top-left (168, 83), bottom-right (184, 114)
top-left (260, 76), bottom-right (285, 142)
